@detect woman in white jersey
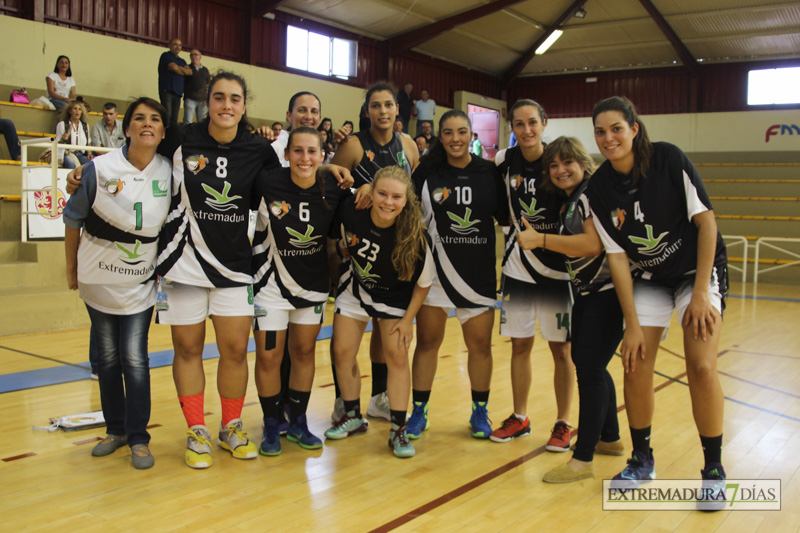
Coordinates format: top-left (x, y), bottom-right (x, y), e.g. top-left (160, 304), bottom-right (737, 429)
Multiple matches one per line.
top-left (64, 97), bottom-right (171, 469)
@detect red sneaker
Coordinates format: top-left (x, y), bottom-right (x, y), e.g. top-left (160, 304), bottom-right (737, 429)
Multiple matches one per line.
top-left (546, 421), bottom-right (572, 452)
top-left (490, 414), bottom-right (531, 443)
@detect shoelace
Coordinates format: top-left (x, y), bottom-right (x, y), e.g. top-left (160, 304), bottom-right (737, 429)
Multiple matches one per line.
top-left (394, 428), bottom-right (411, 447)
top-left (500, 416), bottom-right (520, 430)
top-left (552, 423), bottom-right (570, 439)
top-left (188, 429), bottom-right (210, 446)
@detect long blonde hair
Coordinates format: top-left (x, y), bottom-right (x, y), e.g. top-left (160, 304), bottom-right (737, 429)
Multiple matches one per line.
top-left (371, 166), bottom-right (426, 281)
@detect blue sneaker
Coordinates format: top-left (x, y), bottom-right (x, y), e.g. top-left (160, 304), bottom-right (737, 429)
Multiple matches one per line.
top-left (259, 417), bottom-right (282, 456)
top-left (389, 422), bottom-right (415, 458)
top-left (613, 449), bottom-right (656, 481)
top-left (470, 402), bottom-right (492, 439)
top-left (406, 401), bottom-right (430, 440)
top-left (286, 414), bottom-right (323, 450)
top-left (279, 404), bottom-right (290, 436)
top-left (697, 463), bottom-right (727, 512)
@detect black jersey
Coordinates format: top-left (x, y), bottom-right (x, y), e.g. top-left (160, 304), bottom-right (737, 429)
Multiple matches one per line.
top-left (560, 180), bottom-right (613, 295)
top-left (413, 155), bottom-right (506, 308)
top-left (252, 167), bottom-right (351, 308)
top-left (156, 123), bottom-right (280, 287)
top-left (352, 130), bottom-right (412, 187)
top-left (336, 198), bottom-right (434, 319)
top-left (496, 146), bottom-right (570, 285)
top-left (587, 142), bottom-right (727, 285)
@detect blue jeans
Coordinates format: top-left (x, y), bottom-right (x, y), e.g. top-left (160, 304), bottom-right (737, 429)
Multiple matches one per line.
top-left (160, 90), bottom-right (182, 127)
top-left (86, 304), bottom-right (154, 446)
top-left (183, 98), bottom-right (207, 123)
top-left (0, 118), bottom-right (20, 160)
top-left (50, 98), bottom-right (68, 110)
top-left (61, 150), bottom-right (89, 169)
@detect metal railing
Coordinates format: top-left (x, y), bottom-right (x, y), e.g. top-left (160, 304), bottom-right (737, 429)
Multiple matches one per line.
top-left (722, 235), bottom-right (748, 285)
top-left (20, 138), bottom-right (113, 241)
top-left (753, 237), bottom-right (800, 286)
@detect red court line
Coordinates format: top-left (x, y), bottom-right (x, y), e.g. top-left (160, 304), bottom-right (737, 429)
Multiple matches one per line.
top-left (72, 437), bottom-right (103, 446)
top-left (146, 423), bottom-right (162, 429)
top-left (728, 349), bottom-right (800, 360)
top-left (3, 452), bottom-right (36, 462)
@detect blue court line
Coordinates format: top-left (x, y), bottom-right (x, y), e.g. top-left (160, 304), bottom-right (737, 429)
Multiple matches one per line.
top-left (0, 309), bottom-right (468, 395)
top-left (728, 293), bottom-right (800, 303)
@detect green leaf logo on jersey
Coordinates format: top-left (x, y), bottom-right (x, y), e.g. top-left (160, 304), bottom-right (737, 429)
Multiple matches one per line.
top-left (628, 224), bottom-right (670, 256)
top-left (396, 151), bottom-right (408, 169)
top-left (286, 225), bottom-right (321, 249)
top-left (116, 240), bottom-right (146, 265)
top-left (447, 208), bottom-right (481, 235)
top-left (519, 198), bottom-right (546, 223)
top-left (353, 259), bottom-right (380, 281)
top-left (202, 182), bottom-right (242, 212)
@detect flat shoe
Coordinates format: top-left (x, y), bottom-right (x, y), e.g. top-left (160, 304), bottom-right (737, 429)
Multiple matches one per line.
top-left (570, 439), bottom-right (626, 456)
top-left (92, 434), bottom-right (128, 457)
top-left (131, 444), bottom-right (154, 470)
top-left (543, 462), bottom-right (594, 483)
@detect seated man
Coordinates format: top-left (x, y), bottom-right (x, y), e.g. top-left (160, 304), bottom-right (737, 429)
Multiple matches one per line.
top-left (91, 103), bottom-right (125, 149)
top-left (0, 110), bottom-right (21, 161)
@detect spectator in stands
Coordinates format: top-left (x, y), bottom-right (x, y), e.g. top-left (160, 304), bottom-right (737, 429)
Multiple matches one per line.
top-left (46, 55), bottom-right (76, 111)
top-left (183, 49), bottom-right (210, 123)
top-left (397, 82), bottom-right (413, 133)
top-left (0, 109), bottom-right (21, 161)
top-left (414, 88), bottom-right (436, 136)
top-left (319, 124), bottom-right (335, 162)
top-left (55, 101), bottom-right (91, 169)
top-left (271, 122), bottom-right (283, 137)
top-left (414, 135), bottom-right (429, 157)
top-left (91, 103), bottom-right (125, 149)
top-left (470, 132), bottom-right (483, 157)
top-left (320, 117), bottom-right (333, 136)
top-left (157, 38), bottom-right (192, 126)
top-left (420, 121), bottom-right (433, 146)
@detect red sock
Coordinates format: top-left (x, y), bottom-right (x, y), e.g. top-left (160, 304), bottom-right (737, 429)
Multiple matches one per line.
top-left (178, 393), bottom-right (205, 428)
top-left (220, 396), bottom-right (245, 428)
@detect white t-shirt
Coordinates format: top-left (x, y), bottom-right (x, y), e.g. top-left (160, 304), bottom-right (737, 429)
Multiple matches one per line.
top-left (271, 129), bottom-right (290, 167)
top-left (47, 72), bottom-right (76, 99)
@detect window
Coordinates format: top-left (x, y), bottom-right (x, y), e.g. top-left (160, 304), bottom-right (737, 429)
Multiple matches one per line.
top-left (286, 25), bottom-right (357, 79)
top-left (748, 67), bottom-right (800, 105)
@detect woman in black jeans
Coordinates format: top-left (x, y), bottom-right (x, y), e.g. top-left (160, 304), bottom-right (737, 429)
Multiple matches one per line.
top-left (516, 136), bottom-right (624, 483)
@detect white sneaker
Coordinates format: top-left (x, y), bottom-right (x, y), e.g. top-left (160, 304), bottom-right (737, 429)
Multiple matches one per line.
top-left (218, 418), bottom-right (257, 459)
top-left (331, 396), bottom-right (345, 423)
top-left (366, 392), bottom-right (391, 421)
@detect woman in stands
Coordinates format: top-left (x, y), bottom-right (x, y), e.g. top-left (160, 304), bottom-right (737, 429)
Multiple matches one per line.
top-left (407, 110), bottom-right (506, 440)
top-left (251, 127), bottom-right (352, 455)
top-left (55, 101), bottom-right (91, 169)
top-left (325, 166), bottom-right (432, 458)
top-left (490, 100), bottom-right (575, 452)
top-left (329, 82), bottom-right (420, 423)
top-left (587, 97), bottom-right (727, 501)
top-left (46, 55), bottom-right (76, 110)
top-left (514, 136), bottom-right (625, 483)
top-left (63, 97), bottom-right (171, 470)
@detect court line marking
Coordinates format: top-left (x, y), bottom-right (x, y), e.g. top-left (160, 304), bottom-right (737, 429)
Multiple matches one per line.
top-left (0, 344), bottom-right (88, 370)
top-left (727, 294), bottom-right (800, 303)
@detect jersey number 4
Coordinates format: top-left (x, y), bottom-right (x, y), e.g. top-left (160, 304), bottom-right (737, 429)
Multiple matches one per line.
top-left (634, 201), bottom-right (645, 223)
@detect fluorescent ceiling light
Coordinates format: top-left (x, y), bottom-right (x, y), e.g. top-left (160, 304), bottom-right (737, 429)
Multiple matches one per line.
top-left (536, 29), bottom-right (563, 55)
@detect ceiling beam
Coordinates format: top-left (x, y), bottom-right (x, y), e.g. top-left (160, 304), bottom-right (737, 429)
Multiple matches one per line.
top-left (387, 0), bottom-right (527, 55)
top-left (501, 0), bottom-right (588, 88)
top-left (251, 0), bottom-right (288, 18)
top-left (637, 0), bottom-right (697, 75)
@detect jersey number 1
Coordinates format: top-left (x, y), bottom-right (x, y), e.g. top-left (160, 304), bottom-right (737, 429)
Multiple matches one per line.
top-left (133, 202), bottom-right (142, 230)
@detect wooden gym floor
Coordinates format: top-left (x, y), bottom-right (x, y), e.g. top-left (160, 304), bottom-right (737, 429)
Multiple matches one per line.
top-left (0, 281), bottom-right (798, 532)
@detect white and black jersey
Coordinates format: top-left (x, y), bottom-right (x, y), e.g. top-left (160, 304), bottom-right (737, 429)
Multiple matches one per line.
top-left (252, 167), bottom-right (351, 308)
top-left (560, 180), bottom-right (613, 295)
top-left (413, 155), bottom-right (507, 308)
top-left (156, 123), bottom-right (280, 288)
top-left (336, 198), bottom-right (434, 319)
top-left (587, 142), bottom-right (727, 285)
top-left (496, 147), bottom-right (570, 285)
top-left (353, 130), bottom-right (412, 187)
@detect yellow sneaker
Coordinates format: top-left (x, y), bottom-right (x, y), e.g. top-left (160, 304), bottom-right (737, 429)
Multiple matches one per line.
top-left (186, 425), bottom-right (213, 469)
top-left (219, 418), bottom-right (257, 459)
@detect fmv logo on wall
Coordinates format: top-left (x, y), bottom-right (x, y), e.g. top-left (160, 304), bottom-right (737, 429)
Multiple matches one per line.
top-left (765, 124), bottom-right (800, 142)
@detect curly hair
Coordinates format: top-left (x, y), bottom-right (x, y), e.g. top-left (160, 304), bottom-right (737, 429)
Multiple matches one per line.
top-left (371, 166), bottom-right (427, 281)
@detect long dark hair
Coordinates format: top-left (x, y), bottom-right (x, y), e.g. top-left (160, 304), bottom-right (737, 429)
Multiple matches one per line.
top-left (286, 127), bottom-right (331, 210)
top-left (122, 97), bottom-right (168, 146)
top-left (509, 98), bottom-right (547, 125)
top-left (53, 55), bottom-right (72, 77)
top-left (206, 70), bottom-right (253, 131)
top-left (592, 96), bottom-right (652, 183)
top-left (419, 109), bottom-right (471, 169)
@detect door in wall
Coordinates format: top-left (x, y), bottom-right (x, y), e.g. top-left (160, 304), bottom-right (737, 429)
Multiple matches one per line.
top-left (468, 104), bottom-right (499, 160)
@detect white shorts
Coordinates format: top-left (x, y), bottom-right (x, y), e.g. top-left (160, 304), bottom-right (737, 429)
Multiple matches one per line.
top-left (633, 265), bottom-right (726, 337)
top-left (499, 276), bottom-right (571, 341)
top-left (422, 276), bottom-right (495, 325)
top-left (155, 279), bottom-right (253, 325)
top-left (334, 284), bottom-right (371, 323)
top-left (253, 302), bottom-right (326, 331)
